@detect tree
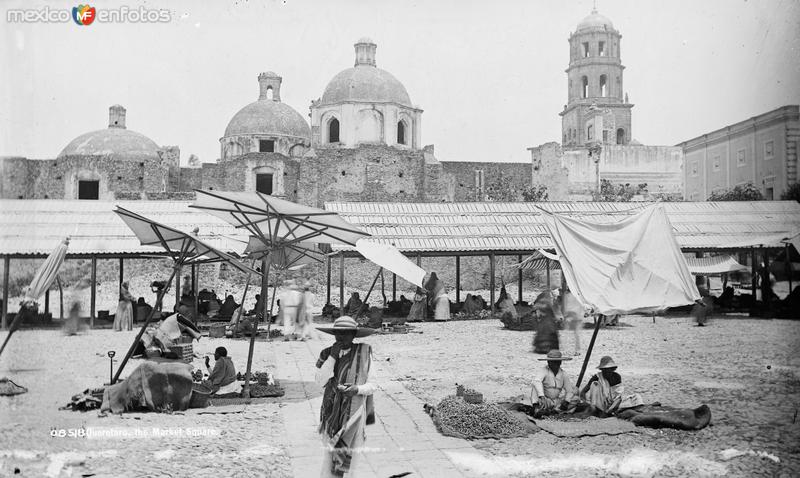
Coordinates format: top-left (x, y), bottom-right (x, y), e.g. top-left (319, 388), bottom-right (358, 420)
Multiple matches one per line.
top-left (485, 173), bottom-right (520, 201)
top-left (188, 154), bottom-right (200, 167)
top-left (781, 183), bottom-right (800, 202)
top-left (708, 182), bottom-right (763, 201)
top-left (592, 179), bottom-right (646, 202)
top-left (521, 184), bottom-right (548, 202)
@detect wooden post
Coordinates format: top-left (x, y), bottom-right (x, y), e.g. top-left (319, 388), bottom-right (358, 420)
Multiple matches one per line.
top-left (455, 256), bottom-right (461, 304)
top-left (44, 289), bottom-right (50, 315)
top-left (339, 253), bottom-right (345, 311)
top-left (762, 247), bottom-right (770, 306)
top-left (243, 257), bottom-right (270, 398)
top-left (751, 248), bottom-right (758, 301)
top-left (787, 243), bottom-right (793, 295)
top-left (192, 264), bottom-right (199, 323)
top-left (119, 257), bottom-right (124, 287)
top-left (1, 256), bottom-right (8, 330)
top-left (576, 316), bottom-right (602, 388)
top-left (355, 268), bottom-right (383, 319)
top-left (57, 276), bottom-right (64, 321)
top-left (392, 273), bottom-right (397, 302)
top-left (90, 256), bottom-right (96, 328)
top-left (175, 268), bottom-right (181, 310)
top-left (326, 256), bottom-right (332, 306)
top-left (546, 259), bottom-right (551, 290)
top-left (517, 254), bottom-right (523, 303)
top-left (489, 253), bottom-right (496, 313)
top-left (417, 253), bottom-right (421, 266)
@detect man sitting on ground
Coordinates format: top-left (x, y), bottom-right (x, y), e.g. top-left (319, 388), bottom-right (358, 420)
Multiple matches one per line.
top-left (203, 347), bottom-right (236, 393)
top-left (579, 356), bottom-right (644, 415)
top-left (531, 349), bottom-right (577, 415)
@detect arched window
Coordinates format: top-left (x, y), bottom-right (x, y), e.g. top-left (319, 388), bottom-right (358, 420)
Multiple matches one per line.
top-left (581, 76), bottom-right (589, 98)
top-left (266, 86), bottom-right (273, 100)
top-left (397, 121), bottom-right (406, 145)
top-left (587, 124), bottom-right (594, 141)
top-left (616, 128), bottom-right (625, 145)
top-left (328, 118), bottom-right (340, 143)
top-left (600, 75), bottom-right (607, 97)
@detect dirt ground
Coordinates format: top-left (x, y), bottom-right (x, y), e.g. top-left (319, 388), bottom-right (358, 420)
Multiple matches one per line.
top-left (1, 315), bottom-right (799, 477)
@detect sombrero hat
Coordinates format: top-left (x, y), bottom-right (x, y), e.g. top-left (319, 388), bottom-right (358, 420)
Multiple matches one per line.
top-left (316, 316), bottom-right (376, 338)
top-left (597, 356), bottom-right (618, 369)
top-left (537, 349), bottom-right (572, 361)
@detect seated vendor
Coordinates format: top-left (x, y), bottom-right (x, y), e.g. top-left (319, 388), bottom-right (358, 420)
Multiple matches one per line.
top-left (579, 356), bottom-right (642, 414)
top-left (203, 347), bottom-right (236, 393)
top-left (531, 349), bottom-right (577, 414)
top-left (497, 289), bottom-right (518, 319)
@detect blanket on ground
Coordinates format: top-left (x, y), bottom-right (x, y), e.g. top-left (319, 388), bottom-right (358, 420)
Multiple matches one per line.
top-left (534, 416), bottom-right (638, 437)
top-left (101, 362), bottom-right (193, 414)
top-left (616, 403), bottom-right (711, 430)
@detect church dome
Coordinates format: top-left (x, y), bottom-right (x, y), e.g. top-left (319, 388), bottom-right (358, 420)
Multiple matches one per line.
top-left (223, 73), bottom-right (311, 140)
top-left (318, 39), bottom-right (412, 107)
top-left (224, 100), bottom-right (311, 139)
top-left (58, 105), bottom-right (159, 160)
top-left (576, 9), bottom-right (614, 31)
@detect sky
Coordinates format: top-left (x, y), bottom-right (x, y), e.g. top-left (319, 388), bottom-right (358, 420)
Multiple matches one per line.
top-left (1, 0), bottom-right (798, 165)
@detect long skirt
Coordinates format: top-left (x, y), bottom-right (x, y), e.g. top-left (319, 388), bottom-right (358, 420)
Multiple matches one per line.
top-left (407, 300), bottom-right (426, 322)
top-left (434, 296), bottom-right (450, 321)
top-left (114, 300), bottom-right (133, 331)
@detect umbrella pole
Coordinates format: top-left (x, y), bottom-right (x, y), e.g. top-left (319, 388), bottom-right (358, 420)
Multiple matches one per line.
top-left (266, 279), bottom-right (277, 338)
top-left (243, 257), bottom-right (271, 398)
top-left (112, 266), bottom-right (177, 384)
top-left (575, 316), bottom-right (602, 389)
top-left (355, 267), bottom-right (382, 320)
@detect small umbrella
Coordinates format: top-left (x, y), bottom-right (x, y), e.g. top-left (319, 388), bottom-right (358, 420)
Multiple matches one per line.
top-left (111, 207), bottom-right (260, 384)
top-left (191, 190), bottom-right (369, 397)
top-left (0, 238), bottom-right (70, 359)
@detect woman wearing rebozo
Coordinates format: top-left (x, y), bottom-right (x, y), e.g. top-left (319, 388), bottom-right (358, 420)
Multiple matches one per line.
top-left (315, 316), bottom-right (377, 477)
top-left (426, 272), bottom-right (450, 321)
top-left (113, 281), bottom-right (134, 331)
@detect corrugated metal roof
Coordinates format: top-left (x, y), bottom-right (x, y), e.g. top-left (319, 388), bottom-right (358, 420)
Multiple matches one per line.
top-left (325, 201), bottom-right (800, 253)
top-left (0, 200), bottom-right (250, 256)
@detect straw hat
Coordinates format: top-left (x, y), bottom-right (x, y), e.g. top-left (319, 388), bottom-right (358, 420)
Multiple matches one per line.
top-left (537, 349), bottom-right (572, 361)
top-left (317, 316), bottom-right (376, 338)
top-left (597, 356), bottom-right (618, 369)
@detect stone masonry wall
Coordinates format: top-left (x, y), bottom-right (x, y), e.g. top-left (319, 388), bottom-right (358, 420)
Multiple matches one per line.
top-left (440, 161), bottom-right (532, 201)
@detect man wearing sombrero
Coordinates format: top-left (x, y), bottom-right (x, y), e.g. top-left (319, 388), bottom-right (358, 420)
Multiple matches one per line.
top-left (314, 316), bottom-right (377, 477)
top-left (531, 349), bottom-right (578, 416)
top-left (579, 356), bottom-right (643, 415)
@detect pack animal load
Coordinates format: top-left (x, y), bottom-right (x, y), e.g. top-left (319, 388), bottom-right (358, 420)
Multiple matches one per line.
top-left (426, 396), bottom-right (527, 439)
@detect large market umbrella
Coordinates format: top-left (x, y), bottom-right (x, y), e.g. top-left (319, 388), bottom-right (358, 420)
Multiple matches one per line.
top-left (191, 190), bottom-right (369, 397)
top-left (0, 238), bottom-right (69, 359)
top-left (111, 207), bottom-right (260, 384)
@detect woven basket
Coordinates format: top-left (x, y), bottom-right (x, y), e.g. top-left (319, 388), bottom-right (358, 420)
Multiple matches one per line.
top-left (463, 391), bottom-right (483, 404)
top-left (189, 385), bottom-right (212, 408)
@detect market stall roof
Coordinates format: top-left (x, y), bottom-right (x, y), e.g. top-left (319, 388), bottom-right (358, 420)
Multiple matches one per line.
top-left (0, 200), bottom-right (249, 257)
top-left (324, 200), bottom-right (800, 254)
top-left (686, 255), bottom-right (748, 275)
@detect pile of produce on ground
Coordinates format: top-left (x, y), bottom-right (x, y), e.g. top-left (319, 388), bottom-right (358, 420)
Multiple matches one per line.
top-left (500, 311), bottom-right (538, 330)
top-left (425, 396), bottom-right (528, 439)
top-left (451, 310), bottom-right (492, 321)
top-left (60, 388), bottom-right (104, 411)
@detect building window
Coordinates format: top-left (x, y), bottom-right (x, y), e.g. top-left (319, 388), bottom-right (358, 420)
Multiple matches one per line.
top-left (328, 118), bottom-right (340, 143)
top-left (582, 42), bottom-right (589, 58)
top-left (266, 86), bottom-right (273, 100)
top-left (602, 130), bottom-right (608, 142)
top-left (765, 187), bottom-right (774, 200)
top-left (259, 139), bottom-right (275, 153)
top-left (587, 124), bottom-right (594, 141)
top-left (397, 121), bottom-right (406, 145)
top-left (256, 173), bottom-right (273, 195)
top-left (712, 155), bottom-right (721, 172)
top-left (78, 180), bottom-right (99, 200)
top-left (474, 169), bottom-right (485, 200)
top-left (737, 149), bottom-right (746, 167)
top-left (616, 128), bottom-right (625, 145)
top-left (691, 161), bottom-right (698, 177)
top-left (764, 141), bottom-right (774, 160)
top-left (600, 75), bottom-right (607, 97)
top-left (599, 41), bottom-right (605, 56)
top-left (581, 76), bottom-right (589, 98)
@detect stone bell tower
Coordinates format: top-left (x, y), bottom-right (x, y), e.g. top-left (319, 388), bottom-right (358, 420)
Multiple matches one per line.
top-left (560, 8), bottom-right (633, 148)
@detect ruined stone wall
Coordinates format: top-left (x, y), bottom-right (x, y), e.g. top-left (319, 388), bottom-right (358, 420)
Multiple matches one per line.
top-left (0, 156), bottom-right (35, 199)
top-left (528, 143), bottom-right (571, 201)
top-left (297, 145), bottom-right (432, 207)
top-left (190, 153), bottom-right (301, 202)
top-left (440, 161), bottom-right (532, 201)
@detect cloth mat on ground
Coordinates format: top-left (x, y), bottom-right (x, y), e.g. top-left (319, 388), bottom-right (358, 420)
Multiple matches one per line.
top-left (207, 397), bottom-right (273, 406)
top-left (186, 404), bottom-right (247, 414)
top-left (534, 416), bottom-right (638, 437)
top-left (0, 377), bottom-right (28, 396)
top-left (616, 404), bottom-right (711, 430)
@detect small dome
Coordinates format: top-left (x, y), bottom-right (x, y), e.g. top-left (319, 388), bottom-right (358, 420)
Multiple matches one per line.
top-left (224, 100), bottom-right (311, 139)
top-left (58, 127), bottom-right (159, 160)
top-left (577, 9), bottom-right (614, 31)
top-left (320, 66), bottom-right (412, 107)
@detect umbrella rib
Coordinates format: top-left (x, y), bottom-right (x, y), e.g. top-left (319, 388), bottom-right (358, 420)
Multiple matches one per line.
top-left (150, 223), bottom-right (179, 263)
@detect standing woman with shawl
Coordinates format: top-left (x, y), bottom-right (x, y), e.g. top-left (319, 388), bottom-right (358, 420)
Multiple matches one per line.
top-left (426, 272), bottom-right (450, 321)
top-left (406, 286), bottom-right (427, 322)
top-left (315, 317), bottom-right (376, 477)
top-left (114, 282), bottom-right (134, 331)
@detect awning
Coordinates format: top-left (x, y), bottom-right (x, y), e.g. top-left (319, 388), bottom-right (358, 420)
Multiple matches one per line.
top-left (507, 249), bottom-right (561, 271)
top-left (354, 240), bottom-right (426, 287)
top-left (686, 255), bottom-right (748, 275)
